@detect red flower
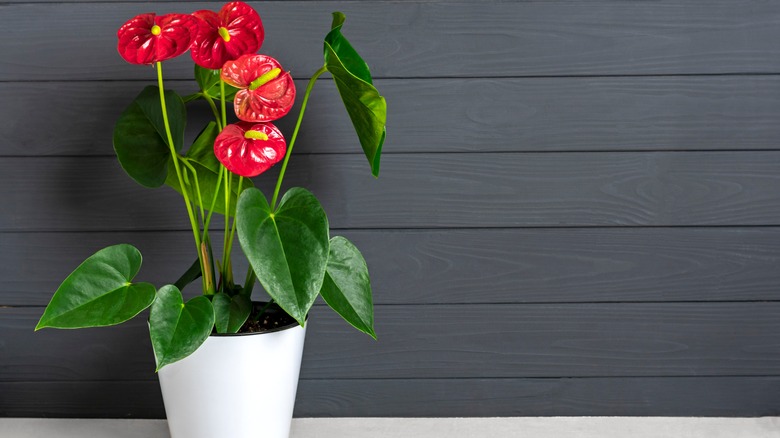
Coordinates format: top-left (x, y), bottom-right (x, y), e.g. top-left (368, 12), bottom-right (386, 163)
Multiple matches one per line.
top-left (117, 13), bottom-right (199, 65)
top-left (221, 54), bottom-right (296, 122)
top-left (214, 122), bottom-right (287, 177)
top-left (190, 2), bottom-right (264, 70)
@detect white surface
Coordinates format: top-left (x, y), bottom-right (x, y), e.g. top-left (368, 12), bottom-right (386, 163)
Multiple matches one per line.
top-left (2, 417), bottom-right (780, 438)
top-left (158, 324), bottom-right (306, 438)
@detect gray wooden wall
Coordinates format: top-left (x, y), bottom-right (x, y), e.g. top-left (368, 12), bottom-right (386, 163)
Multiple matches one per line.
top-left (2, 0), bottom-right (780, 417)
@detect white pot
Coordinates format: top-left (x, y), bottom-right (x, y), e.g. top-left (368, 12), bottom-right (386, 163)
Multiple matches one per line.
top-left (158, 310), bottom-right (307, 438)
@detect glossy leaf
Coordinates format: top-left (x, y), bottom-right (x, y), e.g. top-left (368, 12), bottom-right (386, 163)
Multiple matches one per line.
top-left (320, 236), bottom-right (376, 338)
top-left (36, 244), bottom-right (155, 330)
top-left (186, 121), bottom-right (221, 170)
top-left (114, 86), bottom-right (186, 188)
top-left (195, 66), bottom-right (239, 102)
top-left (213, 293), bottom-right (252, 334)
top-left (324, 12), bottom-right (387, 177)
top-left (237, 188), bottom-right (329, 325)
top-left (149, 285), bottom-right (215, 370)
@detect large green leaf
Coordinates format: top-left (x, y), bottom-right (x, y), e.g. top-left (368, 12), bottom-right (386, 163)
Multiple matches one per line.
top-left (320, 236), bottom-right (376, 338)
top-left (324, 12), bottom-right (387, 177)
top-left (195, 65), bottom-right (239, 102)
top-left (113, 86), bottom-right (186, 188)
top-left (237, 188), bottom-right (330, 325)
top-left (212, 293), bottom-right (252, 334)
top-left (149, 285), bottom-right (214, 370)
top-left (36, 244), bottom-right (155, 330)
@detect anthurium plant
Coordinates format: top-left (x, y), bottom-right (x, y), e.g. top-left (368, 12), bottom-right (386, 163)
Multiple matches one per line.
top-left (35, 2), bottom-right (386, 370)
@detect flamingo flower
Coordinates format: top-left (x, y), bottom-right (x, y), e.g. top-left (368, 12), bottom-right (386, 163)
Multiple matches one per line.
top-left (117, 13), bottom-right (199, 65)
top-left (214, 122), bottom-right (287, 177)
top-left (221, 54), bottom-right (296, 122)
top-left (190, 1), bottom-right (264, 70)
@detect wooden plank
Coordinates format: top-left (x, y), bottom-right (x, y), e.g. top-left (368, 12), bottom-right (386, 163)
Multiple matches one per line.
top-left (4, 227), bottom-right (780, 307)
top-left (2, 152), bottom-right (780, 231)
top-left (3, 377), bottom-right (780, 417)
top-left (6, 76), bottom-right (780, 156)
top-left (4, 2), bottom-right (780, 80)
top-left (5, 303), bottom-right (780, 381)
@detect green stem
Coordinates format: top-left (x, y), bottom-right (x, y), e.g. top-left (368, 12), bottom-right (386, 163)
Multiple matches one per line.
top-left (270, 66), bottom-right (327, 210)
top-left (242, 267), bottom-right (256, 297)
top-left (156, 62), bottom-right (205, 289)
top-left (181, 158), bottom-right (205, 223)
top-left (221, 170), bottom-right (233, 290)
top-left (220, 80), bottom-right (228, 129)
top-left (203, 94), bottom-right (223, 131)
top-left (203, 166), bottom-right (225, 237)
top-left (224, 176), bottom-right (243, 271)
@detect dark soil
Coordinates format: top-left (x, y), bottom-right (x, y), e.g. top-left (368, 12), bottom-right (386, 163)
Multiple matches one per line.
top-left (237, 302), bottom-right (298, 334)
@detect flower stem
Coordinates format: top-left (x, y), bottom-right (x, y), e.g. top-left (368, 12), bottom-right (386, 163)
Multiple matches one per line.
top-left (224, 176), bottom-right (243, 268)
top-left (221, 170), bottom-right (233, 290)
top-left (156, 62), bottom-right (206, 292)
top-left (203, 94), bottom-right (223, 131)
top-left (220, 80), bottom-right (228, 129)
top-left (270, 66), bottom-right (327, 210)
top-left (203, 166), bottom-right (225, 238)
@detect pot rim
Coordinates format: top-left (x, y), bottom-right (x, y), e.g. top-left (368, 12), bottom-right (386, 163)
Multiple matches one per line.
top-left (209, 301), bottom-right (307, 337)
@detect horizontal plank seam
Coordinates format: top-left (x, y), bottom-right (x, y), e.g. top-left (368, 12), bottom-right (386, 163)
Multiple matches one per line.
top-left (4, 224), bottom-right (780, 234)
top-left (4, 72), bottom-right (780, 83)
top-left (4, 375), bottom-right (780, 384)
top-left (9, 301), bottom-right (780, 309)
top-left (5, 149), bottom-right (780, 159)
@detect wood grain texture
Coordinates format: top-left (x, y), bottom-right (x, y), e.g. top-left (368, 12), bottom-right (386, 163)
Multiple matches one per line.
top-left (4, 2), bottom-right (780, 80)
top-left (6, 76), bottom-right (780, 156)
top-left (3, 227), bottom-right (780, 307)
top-left (5, 303), bottom-right (780, 381)
top-left (3, 377), bottom-right (780, 418)
top-left (2, 152), bottom-right (780, 231)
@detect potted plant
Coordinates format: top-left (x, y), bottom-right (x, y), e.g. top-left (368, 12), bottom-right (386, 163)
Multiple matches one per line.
top-left (34, 2), bottom-right (386, 437)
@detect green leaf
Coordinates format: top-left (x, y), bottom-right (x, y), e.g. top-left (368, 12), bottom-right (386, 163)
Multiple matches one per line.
top-left (36, 244), bottom-right (156, 330)
top-left (237, 188), bottom-right (330, 325)
top-left (165, 158), bottom-right (253, 216)
top-left (212, 293), bottom-right (252, 334)
top-left (320, 236), bottom-right (376, 338)
top-left (173, 257), bottom-right (202, 291)
top-left (113, 86), bottom-right (186, 187)
top-left (195, 65), bottom-right (239, 102)
top-left (149, 285), bottom-right (214, 370)
top-left (324, 12), bottom-right (387, 177)
top-left (186, 121), bottom-right (221, 171)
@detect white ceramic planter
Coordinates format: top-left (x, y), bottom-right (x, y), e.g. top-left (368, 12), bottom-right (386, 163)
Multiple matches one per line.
top-left (158, 313), bottom-right (307, 438)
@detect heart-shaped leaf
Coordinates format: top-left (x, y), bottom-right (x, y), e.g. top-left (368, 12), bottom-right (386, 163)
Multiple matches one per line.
top-left (237, 188), bottom-right (330, 325)
top-left (36, 244), bottom-right (155, 330)
top-left (324, 12), bottom-right (387, 177)
top-left (113, 86), bottom-right (186, 188)
top-left (213, 293), bottom-right (252, 334)
top-left (320, 236), bottom-right (376, 338)
top-left (149, 285), bottom-right (215, 370)
top-left (195, 65), bottom-right (239, 102)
